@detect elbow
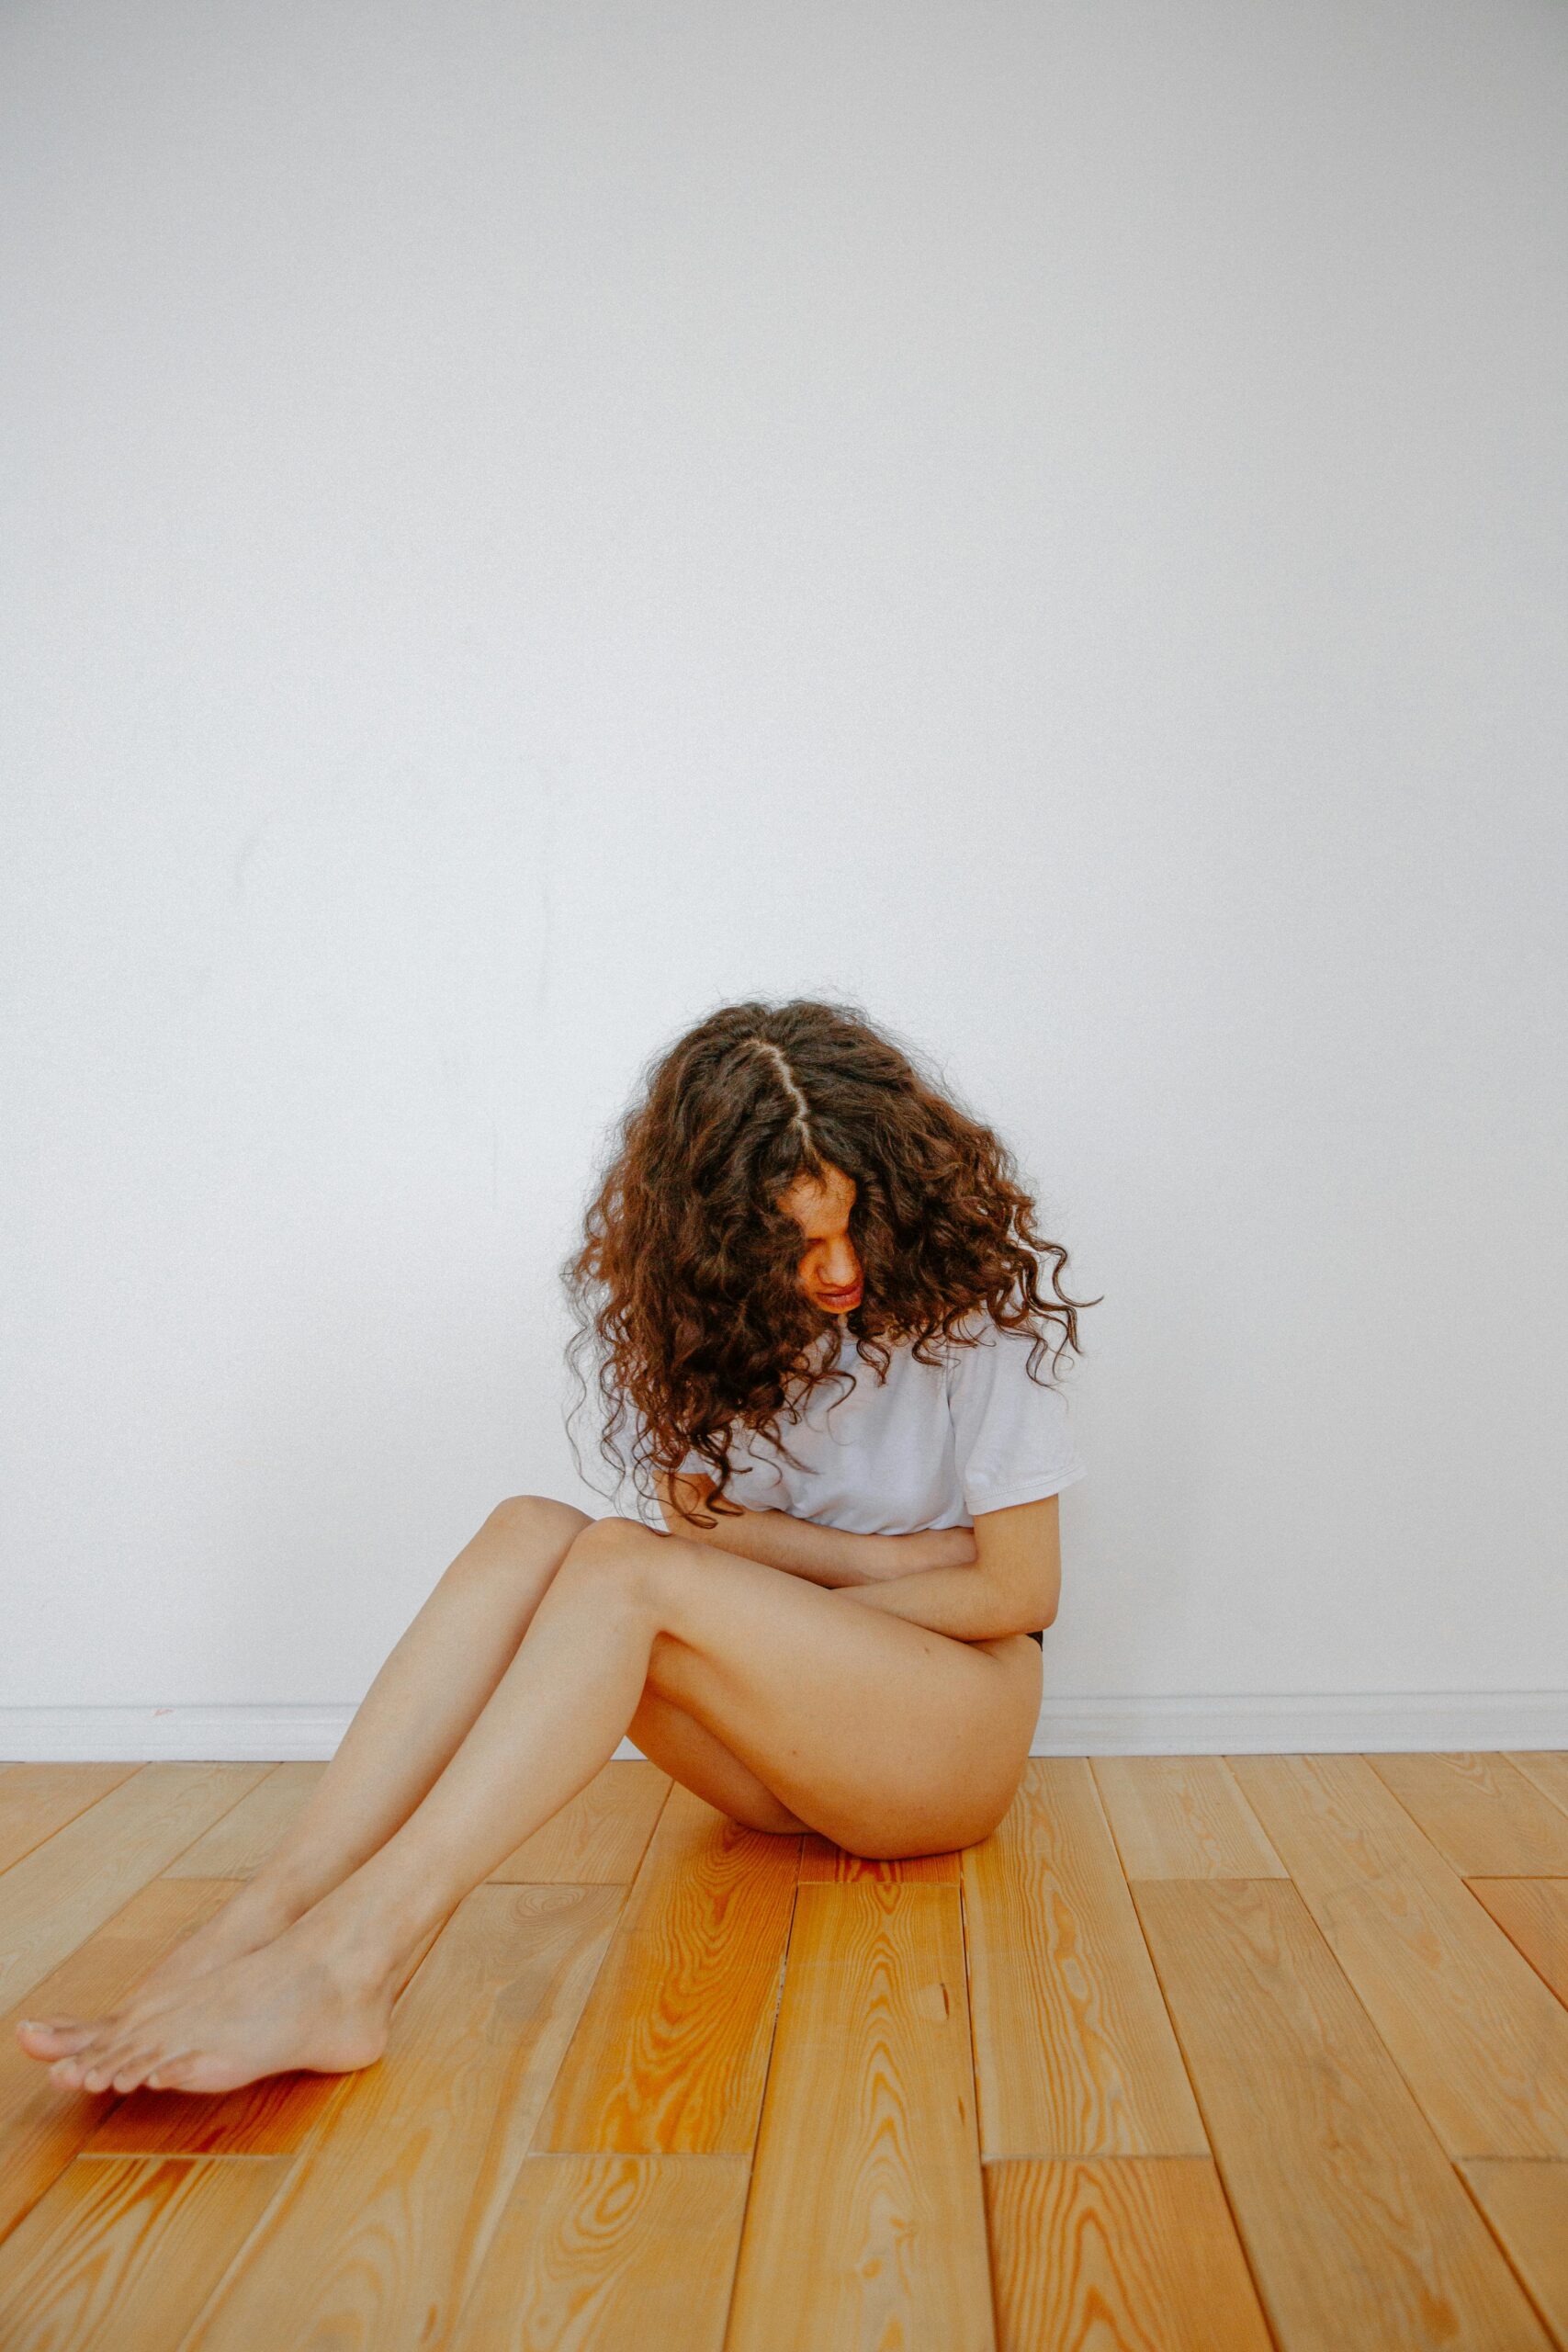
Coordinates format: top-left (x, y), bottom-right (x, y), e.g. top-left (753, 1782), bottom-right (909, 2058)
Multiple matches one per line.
top-left (991, 1580), bottom-right (1058, 1641)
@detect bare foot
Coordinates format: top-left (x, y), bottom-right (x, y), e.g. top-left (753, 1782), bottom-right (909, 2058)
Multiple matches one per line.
top-left (15, 1880), bottom-right (301, 2068)
top-left (18, 1916), bottom-right (397, 2098)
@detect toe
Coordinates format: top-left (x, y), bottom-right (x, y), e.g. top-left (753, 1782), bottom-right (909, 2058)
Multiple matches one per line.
top-left (80, 2040), bottom-right (141, 2095)
top-left (45, 2013), bottom-right (116, 2088)
top-left (109, 2051), bottom-right (159, 2096)
top-left (16, 2018), bottom-right (95, 2058)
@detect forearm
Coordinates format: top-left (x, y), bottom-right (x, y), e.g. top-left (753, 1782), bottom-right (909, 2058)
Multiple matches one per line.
top-left (663, 1503), bottom-right (895, 1589)
top-left (831, 1562), bottom-right (1023, 1644)
top-left (658, 1477), bottom-right (1055, 1645)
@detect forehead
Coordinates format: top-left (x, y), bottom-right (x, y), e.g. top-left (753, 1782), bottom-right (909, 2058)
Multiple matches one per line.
top-left (778, 1164), bottom-right (855, 1235)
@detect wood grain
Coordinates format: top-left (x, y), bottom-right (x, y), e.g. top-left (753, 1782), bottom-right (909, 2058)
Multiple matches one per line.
top-left (183, 1883), bottom-right (622, 2352)
top-left (7, 1743), bottom-right (1566, 2343)
top-left (1090, 1757), bottom-right (1286, 1880)
top-left (1230, 1751), bottom-right (1568, 2156)
top-left (164, 1764), bottom-right (326, 1879)
top-left (983, 2156), bottom-right (1273, 2352)
top-left (0, 1764), bottom-right (269, 2015)
top-left (1134, 1876), bottom-right (1551, 2350)
top-left (1465, 1877), bottom-right (1568, 2005)
top-left (1460, 2161), bottom-right (1568, 2346)
top-left (0, 2154), bottom-right (286, 2351)
top-left (487, 1759), bottom-right (671, 1883)
top-left (449, 2154), bottom-right (749, 2351)
top-left (798, 1835), bottom-right (960, 1882)
top-left (530, 1786), bottom-right (797, 2154)
top-left (726, 1883), bottom-right (992, 2352)
top-left (963, 1760), bottom-right (1206, 2158)
top-left (1511, 1753), bottom-right (1568, 1822)
top-left (87, 2055), bottom-right (347, 2157)
top-left (1369, 1752), bottom-right (1568, 1875)
top-left (0, 1767), bottom-right (141, 1878)
top-left (0, 1878), bottom-right (231, 2240)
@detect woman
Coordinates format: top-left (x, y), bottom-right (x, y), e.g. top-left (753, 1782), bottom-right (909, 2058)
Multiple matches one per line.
top-left (18, 998), bottom-right (1099, 2098)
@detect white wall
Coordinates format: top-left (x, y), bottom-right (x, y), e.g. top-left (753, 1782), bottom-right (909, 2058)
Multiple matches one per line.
top-left (4, 0), bottom-right (1565, 1729)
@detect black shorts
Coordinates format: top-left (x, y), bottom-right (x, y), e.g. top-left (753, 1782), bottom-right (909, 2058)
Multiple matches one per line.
top-left (1027, 1627), bottom-right (1043, 1646)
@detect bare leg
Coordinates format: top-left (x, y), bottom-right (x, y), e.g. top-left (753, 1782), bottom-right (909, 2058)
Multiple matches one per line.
top-left (624, 1685), bottom-right (807, 1836)
top-left (29, 1515), bottom-right (1034, 2098)
top-left (240, 1495), bottom-right (593, 1918)
top-left (16, 1494), bottom-right (590, 2064)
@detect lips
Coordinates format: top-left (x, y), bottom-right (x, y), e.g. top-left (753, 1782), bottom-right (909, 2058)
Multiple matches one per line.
top-left (818, 1283), bottom-right (863, 1306)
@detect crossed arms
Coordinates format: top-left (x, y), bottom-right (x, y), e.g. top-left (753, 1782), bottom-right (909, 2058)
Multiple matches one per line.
top-left (653, 1470), bottom-right (1062, 1645)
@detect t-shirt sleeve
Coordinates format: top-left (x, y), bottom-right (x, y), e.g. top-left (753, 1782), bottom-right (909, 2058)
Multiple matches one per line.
top-left (946, 1320), bottom-right (1088, 1516)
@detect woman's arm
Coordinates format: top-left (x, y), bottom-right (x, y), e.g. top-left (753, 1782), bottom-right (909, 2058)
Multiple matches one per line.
top-left (831, 1496), bottom-right (1063, 1644)
top-left (655, 1471), bottom-right (977, 1590)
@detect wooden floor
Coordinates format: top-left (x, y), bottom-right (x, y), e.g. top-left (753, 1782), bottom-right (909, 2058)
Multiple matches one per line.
top-left (1, 1754), bottom-right (1567, 2348)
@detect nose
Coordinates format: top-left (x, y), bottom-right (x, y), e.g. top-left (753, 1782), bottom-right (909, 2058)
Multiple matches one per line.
top-left (818, 1241), bottom-right (861, 1291)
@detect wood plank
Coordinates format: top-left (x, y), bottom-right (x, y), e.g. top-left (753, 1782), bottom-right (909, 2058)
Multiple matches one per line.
top-left (1460, 2161), bottom-right (1568, 2347)
top-left (1369, 1752), bottom-right (1568, 1875)
top-left (1466, 1878), bottom-right (1568, 2006)
top-left (725, 1882), bottom-right (991, 2352)
top-left (0, 2154), bottom-right (286, 2350)
top-left (1231, 1751), bottom-right (1568, 2157)
top-left (182, 1883), bottom-right (622, 2352)
top-left (530, 1786), bottom-right (797, 2154)
top-left (449, 2154), bottom-right (748, 2351)
top-left (0, 1763), bottom-right (270, 2015)
top-left (163, 1764), bottom-right (325, 1878)
top-left (962, 1759), bottom-right (1207, 2158)
top-left (86, 2071), bottom-right (343, 2161)
top-left (1090, 1757), bottom-right (1287, 1880)
top-left (0, 1878), bottom-right (232, 2241)
top-left (487, 1759), bottom-right (671, 1883)
top-left (798, 1836), bottom-right (959, 1883)
top-left (1511, 1752), bottom-right (1568, 1822)
top-left (1134, 1876), bottom-right (1551, 2350)
top-left (983, 2155), bottom-right (1272, 2352)
top-left (0, 1767), bottom-right (141, 1878)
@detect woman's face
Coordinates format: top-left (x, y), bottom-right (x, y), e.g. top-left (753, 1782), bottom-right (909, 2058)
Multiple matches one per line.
top-left (778, 1162), bottom-right (863, 1314)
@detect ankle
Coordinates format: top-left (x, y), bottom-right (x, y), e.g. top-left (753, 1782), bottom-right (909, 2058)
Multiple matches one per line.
top-left (287, 1873), bottom-right (439, 1997)
top-left (240, 1860), bottom-right (334, 1936)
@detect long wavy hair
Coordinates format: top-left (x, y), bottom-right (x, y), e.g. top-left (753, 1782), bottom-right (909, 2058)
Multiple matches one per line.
top-left (561, 997), bottom-right (1101, 1525)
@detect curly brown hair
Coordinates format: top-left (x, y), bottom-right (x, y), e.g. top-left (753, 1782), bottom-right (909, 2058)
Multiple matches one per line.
top-left (561, 997), bottom-right (1101, 1525)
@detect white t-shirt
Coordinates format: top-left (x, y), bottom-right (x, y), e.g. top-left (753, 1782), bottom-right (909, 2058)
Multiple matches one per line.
top-left (674, 1310), bottom-right (1087, 1534)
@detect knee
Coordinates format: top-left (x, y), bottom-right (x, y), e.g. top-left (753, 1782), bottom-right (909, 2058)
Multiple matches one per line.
top-left (460, 1496), bottom-right (594, 1589)
top-left (554, 1513), bottom-right (662, 1606)
top-left (482, 1494), bottom-right (593, 1561)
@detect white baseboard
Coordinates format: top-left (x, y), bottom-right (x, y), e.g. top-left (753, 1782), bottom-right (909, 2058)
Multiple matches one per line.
top-left (1, 1692), bottom-right (1564, 1763)
top-left (1028, 1689), bottom-right (1568, 1756)
top-left (0, 1708), bottom-right (660, 1765)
